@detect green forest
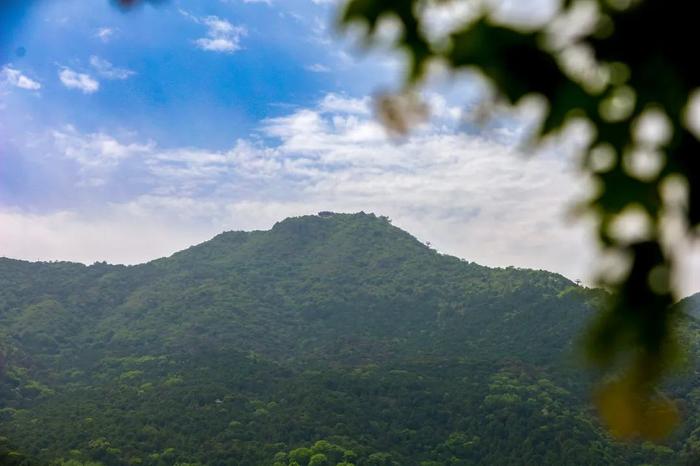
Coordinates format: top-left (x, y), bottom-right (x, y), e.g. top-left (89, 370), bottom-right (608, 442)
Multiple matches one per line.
top-left (2, 212), bottom-right (700, 465)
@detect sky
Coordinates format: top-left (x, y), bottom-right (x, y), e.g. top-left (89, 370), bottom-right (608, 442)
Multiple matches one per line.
top-left (1, 0), bottom-right (699, 296)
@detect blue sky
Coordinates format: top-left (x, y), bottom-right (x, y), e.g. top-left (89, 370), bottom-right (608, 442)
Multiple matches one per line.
top-left (0, 0), bottom-right (408, 209)
top-left (1, 0), bottom-right (698, 295)
top-left (1, 0), bottom-right (398, 150)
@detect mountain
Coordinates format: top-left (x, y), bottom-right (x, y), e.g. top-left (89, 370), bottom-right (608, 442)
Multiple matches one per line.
top-left (1, 212), bottom-right (699, 466)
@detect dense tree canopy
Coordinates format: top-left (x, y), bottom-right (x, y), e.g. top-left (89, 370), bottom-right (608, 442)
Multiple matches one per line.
top-left (339, 0), bottom-right (700, 438)
top-left (3, 214), bottom-right (700, 464)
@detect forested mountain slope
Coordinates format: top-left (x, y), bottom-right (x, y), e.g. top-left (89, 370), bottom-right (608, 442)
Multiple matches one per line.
top-left (1, 212), bottom-right (699, 465)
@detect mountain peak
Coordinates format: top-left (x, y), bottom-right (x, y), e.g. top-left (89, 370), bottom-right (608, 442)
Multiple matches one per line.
top-left (166, 211), bottom-right (424, 270)
top-left (268, 211), bottom-right (427, 255)
top-left (270, 211), bottom-right (390, 230)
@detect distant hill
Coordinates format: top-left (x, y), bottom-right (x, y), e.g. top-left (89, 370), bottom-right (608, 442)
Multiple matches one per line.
top-left (1, 212), bottom-right (699, 465)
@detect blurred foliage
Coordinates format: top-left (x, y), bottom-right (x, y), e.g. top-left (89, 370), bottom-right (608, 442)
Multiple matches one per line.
top-left (340, 0), bottom-right (700, 437)
top-left (4, 214), bottom-right (700, 464)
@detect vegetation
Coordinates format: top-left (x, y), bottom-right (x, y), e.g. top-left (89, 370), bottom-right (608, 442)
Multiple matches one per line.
top-left (339, 0), bottom-right (700, 435)
top-left (2, 213), bottom-right (700, 464)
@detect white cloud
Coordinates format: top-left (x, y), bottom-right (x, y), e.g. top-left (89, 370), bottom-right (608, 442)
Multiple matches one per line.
top-left (58, 67), bottom-right (99, 94)
top-left (305, 63), bottom-right (331, 73)
top-left (0, 205), bottom-right (216, 265)
top-left (90, 56), bottom-right (136, 80)
top-left (318, 94), bottom-right (371, 115)
top-left (53, 128), bottom-right (153, 167)
top-left (490, 0), bottom-right (560, 28)
top-left (52, 127), bottom-right (154, 185)
top-left (9, 92), bottom-right (700, 295)
top-left (221, 0), bottom-right (271, 4)
top-left (422, 1), bottom-right (478, 41)
top-left (184, 13), bottom-right (247, 53)
top-left (1, 66), bottom-right (41, 91)
top-left (195, 37), bottom-right (240, 53)
top-left (420, 0), bottom-right (559, 41)
top-left (6, 94), bottom-right (591, 282)
top-left (96, 27), bottom-right (116, 42)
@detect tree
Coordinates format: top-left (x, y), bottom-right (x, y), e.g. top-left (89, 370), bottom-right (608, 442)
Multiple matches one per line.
top-left (366, 452), bottom-right (396, 466)
top-left (340, 0), bottom-right (698, 439)
top-left (289, 447), bottom-right (313, 466)
top-left (308, 453), bottom-right (329, 466)
top-left (311, 440), bottom-right (347, 464)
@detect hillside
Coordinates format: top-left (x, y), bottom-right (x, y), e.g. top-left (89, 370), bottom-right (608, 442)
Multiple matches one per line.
top-left (1, 212), bottom-right (699, 465)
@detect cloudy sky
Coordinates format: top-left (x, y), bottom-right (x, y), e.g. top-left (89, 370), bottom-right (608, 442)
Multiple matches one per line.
top-left (1, 0), bottom-right (698, 295)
